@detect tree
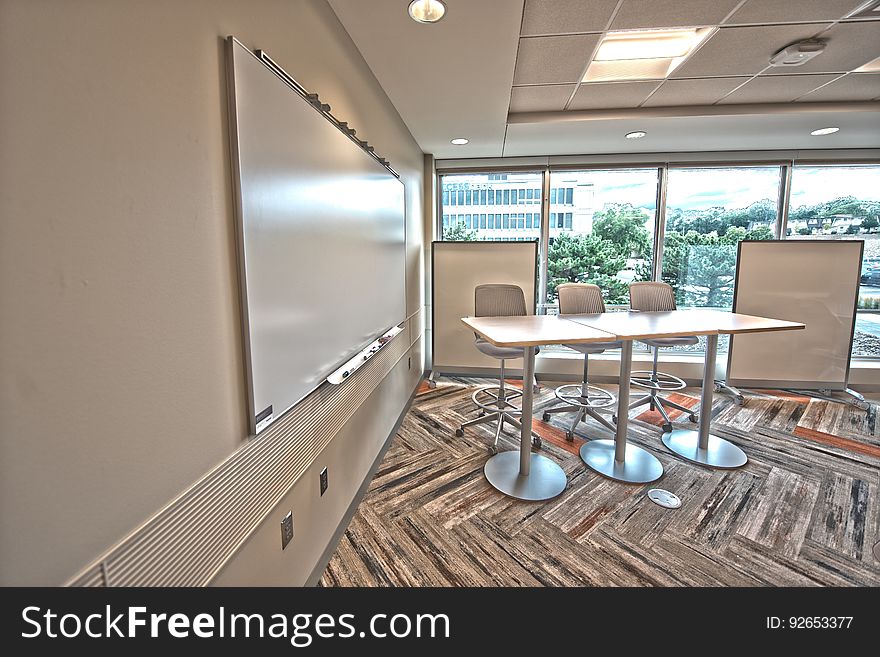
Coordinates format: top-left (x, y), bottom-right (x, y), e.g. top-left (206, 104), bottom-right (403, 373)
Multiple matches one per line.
top-left (443, 221), bottom-right (476, 241)
top-left (846, 223), bottom-right (861, 235)
top-left (546, 233), bottom-right (629, 304)
top-left (797, 227), bottom-right (812, 235)
top-left (592, 204), bottom-right (651, 259)
top-left (660, 225), bottom-right (773, 308)
top-left (861, 216), bottom-right (879, 232)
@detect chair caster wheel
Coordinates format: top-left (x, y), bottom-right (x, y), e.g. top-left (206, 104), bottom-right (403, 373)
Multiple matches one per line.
top-left (531, 436), bottom-right (542, 449)
top-left (612, 415), bottom-right (618, 424)
top-left (479, 411), bottom-right (486, 417)
top-left (688, 414), bottom-right (697, 423)
top-left (542, 412), bottom-right (550, 421)
top-left (487, 445), bottom-right (498, 456)
top-left (455, 428), bottom-right (464, 437)
top-left (565, 430), bottom-right (574, 442)
top-left (662, 423), bottom-right (673, 433)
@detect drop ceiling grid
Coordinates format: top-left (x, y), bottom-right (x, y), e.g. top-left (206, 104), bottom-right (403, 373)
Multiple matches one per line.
top-left (510, 0), bottom-right (880, 114)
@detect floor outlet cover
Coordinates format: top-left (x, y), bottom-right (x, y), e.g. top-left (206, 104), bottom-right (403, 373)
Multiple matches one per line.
top-left (647, 488), bottom-right (681, 509)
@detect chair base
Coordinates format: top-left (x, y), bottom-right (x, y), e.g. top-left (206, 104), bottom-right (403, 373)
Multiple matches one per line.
top-left (542, 383), bottom-right (617, 440)
top-left (457, 384), bottom-right (542, 454)
top-left (628, 390), bottom-right (698, 433)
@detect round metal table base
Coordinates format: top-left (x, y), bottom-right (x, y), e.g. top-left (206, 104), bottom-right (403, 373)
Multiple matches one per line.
top-left (484, 451), bottom-right (567, 501)
top-left (661, 429), bottom-right (748, 469)
top-left (579, 439), bottom-right (663, 484)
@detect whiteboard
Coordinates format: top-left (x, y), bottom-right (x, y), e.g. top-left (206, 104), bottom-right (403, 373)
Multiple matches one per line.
top-left (432, 241), bottom-right (537, 373)
top-left (727, 240), bottom-right (862, 390)
top-left (227, 38), bottom-right (405, 433)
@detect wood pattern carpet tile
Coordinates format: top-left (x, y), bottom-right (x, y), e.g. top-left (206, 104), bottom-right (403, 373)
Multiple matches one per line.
top-left (320, 378), bottom-right (880, 587)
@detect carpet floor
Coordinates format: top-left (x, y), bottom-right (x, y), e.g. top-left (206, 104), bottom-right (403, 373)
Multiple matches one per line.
top-left (320, 377), bottom-right (880, 587)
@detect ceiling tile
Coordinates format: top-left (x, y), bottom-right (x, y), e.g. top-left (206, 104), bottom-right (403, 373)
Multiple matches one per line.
top-left (568, 81), bottom-right (662, 110)
top-left (509, 85), bottom-right (577, 112)
top-left (796, 72), bottom-right (880, 101)
top-left (717, 73), bottom-right (841, 103)
top-left (642, 77), bottom-right (751, 106)
top-left (610, 0), bottom-right (743, 30)
top-left (671, 23), bottom-right (831, 78)
top-left (521, 0), bottom-right (619, 36)
top-left (513, 35), bottom-right (601, 85)
top-left (726, 0), bottom-right (865, 25)
top-left (763, 21), bottom-right (880, 75)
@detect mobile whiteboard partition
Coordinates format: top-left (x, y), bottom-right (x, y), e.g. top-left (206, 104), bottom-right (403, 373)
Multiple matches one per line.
top-left (432, 241), bottom-right (538, 375)
top-left (727, 240), bottom-right (863, 390)
top-left (227, 37), bottom-right (406, 434)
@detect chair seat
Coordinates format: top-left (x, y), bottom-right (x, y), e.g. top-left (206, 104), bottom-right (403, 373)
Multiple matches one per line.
top-left (641, 336), bottom-right (699, 347)
top-left (475, 338), bottom-right (539, 360)
top-left (567, 340), bottom-right (623, 354)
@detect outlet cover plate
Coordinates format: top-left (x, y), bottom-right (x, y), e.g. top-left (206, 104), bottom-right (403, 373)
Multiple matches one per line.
top-left (281, 511), bottom-right (293, 549)
top-left (320, 467), bottom-right (328, 496)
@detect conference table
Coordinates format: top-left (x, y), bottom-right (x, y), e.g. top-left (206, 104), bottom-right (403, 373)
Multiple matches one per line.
top-left (462, 310), bottom-right (804, 501)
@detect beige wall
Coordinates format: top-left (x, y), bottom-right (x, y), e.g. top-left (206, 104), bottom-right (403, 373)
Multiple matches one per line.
top-left (0, 0), bottom-right (424, 585)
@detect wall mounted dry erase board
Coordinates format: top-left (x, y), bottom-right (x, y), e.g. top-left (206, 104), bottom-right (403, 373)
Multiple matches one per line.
top-left (432, 241), bottom-right (538, 374)
top-left (226, 37), bottom-right (405, 434)
top-left (727, 240), bottom-right (862, 390)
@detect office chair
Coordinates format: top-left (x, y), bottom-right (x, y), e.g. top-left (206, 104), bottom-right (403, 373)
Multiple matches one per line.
top-left (541, 284), bottom-right (622, 440)
top-left (627, 281), bottom-right (698, 433)
top-left (455, 284), bottom-right (542, 455)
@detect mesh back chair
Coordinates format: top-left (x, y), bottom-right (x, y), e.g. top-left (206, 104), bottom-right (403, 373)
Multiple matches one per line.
top-left (541, 284), bottom-right (622, 440)
top-left (628, 281), bottom-right (699, 432)
top-left (455, 284), bottom-right (542, 455)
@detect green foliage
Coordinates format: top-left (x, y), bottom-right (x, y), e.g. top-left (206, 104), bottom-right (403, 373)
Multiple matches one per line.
top-left (862, 216), bottom-right (879, 231)
top-left (666, 198), bottom-right (776, 236)
top-left (846, 224), bottom-right (861, 235)
top-left (858, 297), bottom-right (880, 310)
top-left (547, 232), bottom-right (630, 304)
top-left (592, 204), bottom-right (651, 259)
top-left (443, 221), bottom-right (477, 241)
top-left (797, 227), bottom-right (812, 235)
top-left (660, 225), bottom-right (773, 309)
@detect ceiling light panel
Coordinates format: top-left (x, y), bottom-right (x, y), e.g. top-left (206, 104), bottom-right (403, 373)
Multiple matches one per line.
top-left (583, 28), bottom-right (714, 82)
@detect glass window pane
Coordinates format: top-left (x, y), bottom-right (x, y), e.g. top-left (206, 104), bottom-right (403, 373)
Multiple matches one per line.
top-left (661, 166), bottom-right (780, 355)
top-left (547, 169), bottom-right (659, 306)
top-left (440, 173), bottom-right (543, 241)
top-left (788, 164), bottom-right (880, 359)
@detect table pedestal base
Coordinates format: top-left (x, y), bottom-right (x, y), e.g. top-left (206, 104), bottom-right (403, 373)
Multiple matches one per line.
top-left (579, 439), bottom-right (663, 484)
top-left (484, 451), bottom-right (567, 501)
top-left (661, 429), bottom-right (747, 468)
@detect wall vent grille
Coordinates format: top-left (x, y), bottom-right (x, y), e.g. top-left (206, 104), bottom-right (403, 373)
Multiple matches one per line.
top-left (67, 315), bottom-right (418, 586)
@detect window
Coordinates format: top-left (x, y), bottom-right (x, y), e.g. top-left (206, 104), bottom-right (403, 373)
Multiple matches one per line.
top-left (439, 172), bottom-right (543, 241)
top-left (547, 169), bottom-right (659, 305)
top-left (788, 165), bottom-right (880, 358)
top-left (660, 166), bottom-right (780, 354)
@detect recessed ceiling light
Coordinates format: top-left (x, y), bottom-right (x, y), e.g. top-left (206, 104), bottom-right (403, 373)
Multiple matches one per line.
top-left (408, 0), bottom-right (446, 23)
top-left (450, 138), bottom-right (469, 145)
top-left (810, 127), bottom-right (840, 136)
top-left (625, 131), bottom-right (647, 139)
top-left (584, 28), bottom-right (714, 82)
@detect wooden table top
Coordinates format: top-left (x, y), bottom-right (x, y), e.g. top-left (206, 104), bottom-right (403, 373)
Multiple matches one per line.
top-left (461, 315), bottom-right (617, 348)
top-left (677, 309), bottom-right (805, 334)
top-left (565, 310), bottom-right (722, 340)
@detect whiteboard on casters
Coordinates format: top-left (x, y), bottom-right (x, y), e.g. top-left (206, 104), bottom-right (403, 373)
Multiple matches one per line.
top-left (227, 38), bottom-right (405, 433)
top-left (432, 241), bottom-right (537, 373)
top-left (727, 240), bottom-right (862, 390)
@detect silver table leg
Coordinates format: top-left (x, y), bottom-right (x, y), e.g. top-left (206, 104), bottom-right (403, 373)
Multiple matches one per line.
top-left (580, 341), bottom-right (663, 484)
top-left (662, 333), bottom-right (747, 468)
top-left (484, 346), bottom-right (567, 501)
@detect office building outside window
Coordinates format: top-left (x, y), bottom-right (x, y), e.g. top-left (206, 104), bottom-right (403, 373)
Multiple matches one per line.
top-left (439, 172), bottom-right (543, 242)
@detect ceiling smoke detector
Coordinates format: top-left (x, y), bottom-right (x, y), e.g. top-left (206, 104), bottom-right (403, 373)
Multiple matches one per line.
top-left (769, 40), bottom-right (826, 67)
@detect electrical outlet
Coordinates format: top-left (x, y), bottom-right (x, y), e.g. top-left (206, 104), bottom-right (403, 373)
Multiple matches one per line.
top-left (320, 467), bottom-right (328, 496)
top-left (280, 511), bottom-right (293, 550)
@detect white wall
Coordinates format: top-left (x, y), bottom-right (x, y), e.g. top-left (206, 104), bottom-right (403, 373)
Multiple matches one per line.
top-left (0, 0), bottom-right (424, 585)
